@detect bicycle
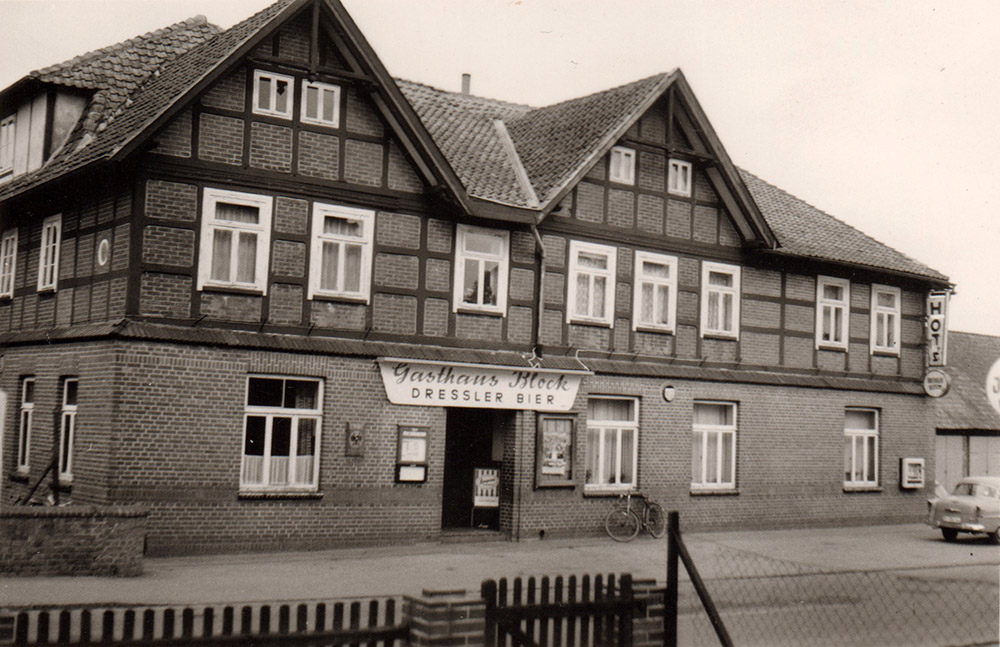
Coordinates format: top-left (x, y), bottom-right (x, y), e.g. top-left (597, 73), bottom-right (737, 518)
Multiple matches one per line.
top-left (604, 491), bottom-right (666, 541)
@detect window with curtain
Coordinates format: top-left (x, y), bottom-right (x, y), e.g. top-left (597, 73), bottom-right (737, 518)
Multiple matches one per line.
top-left (633, 251), bottom-right (677, 332)
top-left (198, 189), bottom-right (273, 294)
top-left (568, 241), bottom-right (616, 325)
top-left (701, 261), bottom-right (740, 338)
top-left (870, 284), bottom-right (901, 355)
top-left (692, 401), bottom-right (737, 489)
top-left (309, 203), bottom-right (373, 301)
top-left (301, 80), bottom-right (341, 127)
top-left (844, 408), bottom-right (879, 486)
top-left (585, 397), bottom-right (638, 491)
top-left (242, 376), bottom-right (323, 491)
top-left (816, 276), bottom-right (850, 349)
top-left (0, 228), bottom-right (17, 298)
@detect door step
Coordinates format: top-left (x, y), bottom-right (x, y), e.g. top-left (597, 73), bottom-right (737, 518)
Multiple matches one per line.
top-left (439, 528), bottom-right (505, 543)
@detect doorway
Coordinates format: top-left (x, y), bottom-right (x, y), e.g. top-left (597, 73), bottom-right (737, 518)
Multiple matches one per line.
top-left (442, 408), bottom-right (508, 530)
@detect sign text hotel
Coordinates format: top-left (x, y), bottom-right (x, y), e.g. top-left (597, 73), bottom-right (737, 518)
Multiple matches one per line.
top-left (378, 359), bottom-right (586, 412)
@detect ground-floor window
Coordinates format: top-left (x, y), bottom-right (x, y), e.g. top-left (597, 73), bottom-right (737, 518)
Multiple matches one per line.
top-left (242, 376), bottom-right (322, 491)
top-left (585, 397), bottom-right (638, 491)
top-left (844, 408), bottom-right (879, 486)
top-left (58, 378), bottom-right (78, 482)
top-left (17, 377), bottom-right (34, 473)
top-left (691, 401), bottom-right (737, 490)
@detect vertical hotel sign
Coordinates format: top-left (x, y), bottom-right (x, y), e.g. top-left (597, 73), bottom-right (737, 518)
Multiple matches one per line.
top-left (377, 358), bottom-right (587, 412)
top-left (926, 291), bottom-right (949, 367)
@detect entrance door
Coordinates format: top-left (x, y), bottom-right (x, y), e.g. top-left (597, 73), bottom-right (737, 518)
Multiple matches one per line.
top-left (442, 408), bottom-right (504, 529)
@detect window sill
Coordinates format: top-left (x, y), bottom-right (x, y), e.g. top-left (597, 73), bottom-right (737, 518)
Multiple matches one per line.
top-left (238, 491), bottom-right (323, 500)
top-left (817, 343), bottom-right (848, 353)
top-left (9, 471), bottom-right (29, 483)
top-left (568, 319), bottom-right (612, 329)
top-left (311, 293), bottom-right (370, 306)
top-left (634, 325), bottom-right (675, 336)
top-left (0, 295), bottom-right (12, 302)
top-left (583, 486), bottom-right (635, 497)
top-left (843, 485), bottom-right (882, 493)
top-left (37, 286), bottom-right (57, 295)
top-left (536, 481), bottom-right (576, 490)
top-left (200, 285), bottom-right (265, 297)
top-left (871, 349), bottom-right (900, 358)
top-left (455, 307), bottom-right (505, 318)
top-left (690, 488), bottom-right (739, 496)
top-left (701, 332), bottom-right (738, 341)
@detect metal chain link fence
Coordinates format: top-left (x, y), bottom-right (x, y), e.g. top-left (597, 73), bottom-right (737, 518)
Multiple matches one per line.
top-left (675, 540), bottom-right (999, 647)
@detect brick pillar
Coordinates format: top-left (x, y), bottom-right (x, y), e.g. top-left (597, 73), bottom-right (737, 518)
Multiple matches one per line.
top-left (406, 589), bottom-right (486, 647)
top-left (632, 578), bottom-right (667, 647)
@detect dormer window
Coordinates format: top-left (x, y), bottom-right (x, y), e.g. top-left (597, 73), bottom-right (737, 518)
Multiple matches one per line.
top-left (253, 70), bottom-right (294, 120)
top-left (300, 81), bottom-right (341, 128)
top-left (668, 159), bottom-right (692, 197)
top-left (609, 146), bottom-right (635, 185)
top-left (0, 115), bottom-right (14, 177)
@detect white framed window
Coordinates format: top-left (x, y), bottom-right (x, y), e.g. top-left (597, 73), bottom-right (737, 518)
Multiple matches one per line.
top-left (870, 284), bottom-right (901, 355)
top-left (454, 224), bottom-right (509, 314)
top-left (198, 188), bottom-right (273, 294)
top-left (568, 240), bottom-right (616, 326)
top-left (242, 376), bottom-right (322, 491)
top-left (816, 276), bottom-right (850, 350)
top-left (700, 261), bottom-right (740, 339)
top-left (37, 215), bottom-right (61, 292)
top-left (308, 203), bottom-right (374, 301)
top-left (609, 146), bottom-right (635, 185)
top-left (253, 70), bottom-right (294, 119)
top-left (633, 250), bottom-right (677, 332)
top-left (844, 408), bottom-right (878, 486)
top-left (300, 80), bottom-right (341, 128)
top-left (692, 401), bottom-right (737, 490)
top-left (0, 114), bottom-right (15, 176)
top-left (585, 397), bottom-right (638, 491)
top-left (668, 159), bottom-right (692, 197)
top-left (0, 229), bottom-right (17, 298)
top-left (58, 378), bottom-right (78, 483)
top-left (16, 377), bottom-right (34, 474)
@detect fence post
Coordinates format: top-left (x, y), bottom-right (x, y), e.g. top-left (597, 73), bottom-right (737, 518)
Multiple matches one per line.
top-left (665, 511), bottom-right (679, 647)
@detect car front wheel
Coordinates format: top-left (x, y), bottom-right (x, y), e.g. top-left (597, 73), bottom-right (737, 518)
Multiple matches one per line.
top-left (942, 528), bottom-right (959, 542)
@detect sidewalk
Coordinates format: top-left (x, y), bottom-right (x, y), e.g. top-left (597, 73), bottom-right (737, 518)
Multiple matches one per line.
top-left (3, 523), bottom-right (997, 608)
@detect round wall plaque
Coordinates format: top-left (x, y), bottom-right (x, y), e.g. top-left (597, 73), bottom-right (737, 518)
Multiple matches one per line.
top-left (922, 369), bottom-right (951, 398)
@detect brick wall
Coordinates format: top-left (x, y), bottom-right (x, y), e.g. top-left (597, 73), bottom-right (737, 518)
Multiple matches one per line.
top-left (0, 186), bottom-right (132, 334)
top-left (0, 505), bottom-right (147, 576)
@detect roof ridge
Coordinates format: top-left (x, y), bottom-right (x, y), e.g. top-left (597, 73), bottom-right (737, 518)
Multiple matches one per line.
top-left (29, 15), bottom-right (218, 80)
top-left (951, 330), bottom-right (999, 339)
top-left (527, 71), bottom-right (671, 113)
top-left (395, 77), bottom-right (535, 111)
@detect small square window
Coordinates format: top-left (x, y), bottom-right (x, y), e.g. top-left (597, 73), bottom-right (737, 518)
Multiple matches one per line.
top-left (253, 70), bottom-right (294, 120)
top-left (609, 146), bottom-right (635, 185)
top-left (668, 159), bottom-right (692, 197)
top-left (301, 81), bottom-right (341, 128)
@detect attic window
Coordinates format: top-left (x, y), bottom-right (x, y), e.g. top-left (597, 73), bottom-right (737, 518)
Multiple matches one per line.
top-left (0, 115), bottom-right (14, 177)
top-left (609, 146), bottom-right (635, 185)
top-left (668, 159), bottom-right (692, 197)
top-left (253, 70), bottom-right (294, 120)
top-left (301, 81), bottom-right (341, 128)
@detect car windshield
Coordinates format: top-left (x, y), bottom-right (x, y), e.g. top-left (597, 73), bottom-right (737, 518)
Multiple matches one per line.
top-left (953, 483), bottom-right (1000, 498)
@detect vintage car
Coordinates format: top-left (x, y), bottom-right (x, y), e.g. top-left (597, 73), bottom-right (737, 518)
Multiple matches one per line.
top-left (927, 476), bottom-right (1000, 543)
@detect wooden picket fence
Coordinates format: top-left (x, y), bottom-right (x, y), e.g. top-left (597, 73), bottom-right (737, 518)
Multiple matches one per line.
top-left (481, 574), bottom-right (641, 647)
top-left (4, 597), bottom-right (408, 646)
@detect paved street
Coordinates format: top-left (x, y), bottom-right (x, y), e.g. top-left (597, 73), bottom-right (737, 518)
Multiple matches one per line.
top-left (2, 523), bottom-right (998, 646)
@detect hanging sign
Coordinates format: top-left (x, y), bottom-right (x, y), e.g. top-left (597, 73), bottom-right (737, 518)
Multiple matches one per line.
top-left (378, 358), bottom-right (587, 412)
top-left (922, 369), bottom-right (951, 398)
top-left (926, 291), bottom-right (949, 367)
top-left (987, 358), bottom-right (1000, 417)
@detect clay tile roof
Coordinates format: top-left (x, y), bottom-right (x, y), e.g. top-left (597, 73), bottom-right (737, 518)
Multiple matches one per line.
top-left (936, 331), bottom-right (1000, 431)
top-left (739, 169), bottom-right (949, 282)
top-left (0, 0), bottom-right (297, 200)
top-left (506, 73), bottom-right (671, 204)
top-left (396, 79), bottom-right (533, 207)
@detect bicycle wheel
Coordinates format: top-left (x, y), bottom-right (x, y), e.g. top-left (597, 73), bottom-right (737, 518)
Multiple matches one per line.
top-left (605, 508), bottom-right (641, 542)
top-left (645, 502), bottom-right (666, 538)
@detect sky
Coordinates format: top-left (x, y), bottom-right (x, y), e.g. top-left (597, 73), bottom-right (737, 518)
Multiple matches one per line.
top-left (0, 0), bottom-right (997, 336)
